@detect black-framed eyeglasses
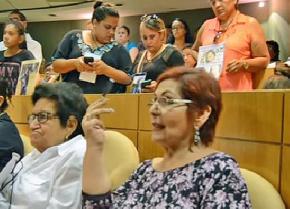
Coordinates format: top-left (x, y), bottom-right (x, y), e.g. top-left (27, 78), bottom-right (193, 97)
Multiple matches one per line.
top-left (148, 97), bottom-right (193, 108)
top-left (27, 112), bottom-right (59, 124)
top-left (140, 14), bottom-right (161, 30)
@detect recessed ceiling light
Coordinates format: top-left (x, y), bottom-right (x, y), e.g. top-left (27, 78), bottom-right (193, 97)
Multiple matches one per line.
top-left (258, 1), bottom-right (265, 8)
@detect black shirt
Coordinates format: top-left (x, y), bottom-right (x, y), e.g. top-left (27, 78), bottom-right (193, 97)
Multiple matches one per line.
top-left (0, 50), bottom-right (35, 94)
top-left (132, 44), bottom-right (184, 81)
top-left (53, 30), bottom-right (132, 94)
top-left (0, 112), bottom-right (24, 172)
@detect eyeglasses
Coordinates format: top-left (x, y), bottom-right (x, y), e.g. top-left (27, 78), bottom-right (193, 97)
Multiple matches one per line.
top-left (27, 112), bottom-right (59, 124)
top-left (148, 97), bottom-right (193, 108)
top-left (140, 14), bottom-right (161, 30)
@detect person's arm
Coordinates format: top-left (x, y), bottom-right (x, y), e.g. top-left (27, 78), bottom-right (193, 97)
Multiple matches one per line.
top-left (52, 58), bottom-right (80, 74)
top-left (192, 23), bottom-right (205, 55)
top-left (129, 47), bottom-right (139, 63)
top-left (51, 30), bottom-right (92, 74)
top-left (227, 18), bottom-right (270, 73)
top-left (92, 60), bottom-right (132, 85)
top-left (201, 157), bottom-right (251, 208)
top-left (82, 98), bottom-right (114, 195)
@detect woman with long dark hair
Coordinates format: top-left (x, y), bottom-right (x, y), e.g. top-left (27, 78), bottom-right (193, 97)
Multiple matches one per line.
top-left (168, 18), bottom-right (193, 51)
top-left (0, 20), bottom-right (34, 94)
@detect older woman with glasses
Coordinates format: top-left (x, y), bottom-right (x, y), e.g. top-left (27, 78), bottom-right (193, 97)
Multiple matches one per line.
top-left (192, 0), bottom-right (269, 90)
top-left (52, 1), bottom-right (132, 94)
top-left (0, 82), bottom-right (87, 209)
top-left (131, 14), bottom-right (184, 93)
top-left (82, 67), bottom-right (251, 208)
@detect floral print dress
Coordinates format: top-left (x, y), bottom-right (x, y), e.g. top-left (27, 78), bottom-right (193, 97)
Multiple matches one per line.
top-left (83, 152), bottom-right (252, 209)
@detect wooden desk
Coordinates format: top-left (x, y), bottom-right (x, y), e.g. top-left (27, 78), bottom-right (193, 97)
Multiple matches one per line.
top-left (216, 91), bottom-right (283, 143)
top-left (7, 91), bottom-right (290, 208)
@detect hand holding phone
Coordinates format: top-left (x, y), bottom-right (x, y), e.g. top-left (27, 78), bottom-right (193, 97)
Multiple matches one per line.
top-left (84, 56), bottom-right (94, 64)
top-left (141, 79), bottom-right (152, 89)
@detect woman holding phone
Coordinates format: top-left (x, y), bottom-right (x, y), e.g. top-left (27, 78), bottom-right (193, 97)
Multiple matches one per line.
top-left (132, 14), bottom-right (184, 93)
top-left (52, 1), bottom-right (132, 94)
top-left (0, 20), bottom-right (34, 94)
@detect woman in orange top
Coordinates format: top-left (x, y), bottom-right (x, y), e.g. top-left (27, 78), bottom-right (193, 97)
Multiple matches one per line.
top-left (192, 0), bottom-right (269, 91)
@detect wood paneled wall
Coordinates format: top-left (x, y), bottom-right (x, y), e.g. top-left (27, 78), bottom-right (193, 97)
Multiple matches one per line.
top-left (7, 90), bottom-right (290, 208)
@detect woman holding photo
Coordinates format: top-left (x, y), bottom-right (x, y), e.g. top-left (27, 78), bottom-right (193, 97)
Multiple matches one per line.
top-left (0, 20), bottom-right (34, 94)
top-left (192, 0), bottom-right (269, 90)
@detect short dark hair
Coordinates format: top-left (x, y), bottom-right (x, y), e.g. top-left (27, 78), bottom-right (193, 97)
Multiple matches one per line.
top-left (120, 25), bottom-right (130, 35)
top-left (9, 9), bottom-right (27, 21)
top-left (0, 79), bottom-right (12, 112)
top-left (32, 83), bottom-right (88, 139)
top-left (263, 75), bottom-right (290, 89)
top-left (157, 67), bottom-right (222, 147)
top-left (5, 20), bottom-right (25, 35)
top-left (266, 40), bottom-right (280, 61)
top-left (91, 1), bottom-right (119, 22)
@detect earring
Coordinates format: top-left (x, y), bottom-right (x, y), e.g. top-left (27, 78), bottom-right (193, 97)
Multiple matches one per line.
top-left (194, 127), bottom-right (201, 145)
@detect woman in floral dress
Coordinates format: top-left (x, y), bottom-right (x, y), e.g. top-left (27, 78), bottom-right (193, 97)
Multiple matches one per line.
top-left (82, 66), bottom-right (252, 208)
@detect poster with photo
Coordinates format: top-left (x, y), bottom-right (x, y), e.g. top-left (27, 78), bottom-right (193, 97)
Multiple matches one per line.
top-left (15, 60), bottom-right (41, 95)
top-left (196, 43), bottom-right (224, 79)
top-left (131, 73), bottom-right (147, 93)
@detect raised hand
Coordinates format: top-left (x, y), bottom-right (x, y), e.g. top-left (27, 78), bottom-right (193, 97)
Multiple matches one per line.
top-left (82, 97), bottom-right (114, 148)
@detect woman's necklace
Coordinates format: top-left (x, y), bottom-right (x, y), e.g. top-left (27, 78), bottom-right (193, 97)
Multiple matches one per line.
top-left (146, 44), bottom-right (167, 62)
top-left (214, 12), bottom-right (238, 43)
top-left (218, 11), bottom-right (238, 32)
top-left (90, 31), bottom-right (102, 49)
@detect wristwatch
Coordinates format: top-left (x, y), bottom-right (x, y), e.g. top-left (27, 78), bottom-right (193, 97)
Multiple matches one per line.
top-left (243, 61), bottom-right (249, 71)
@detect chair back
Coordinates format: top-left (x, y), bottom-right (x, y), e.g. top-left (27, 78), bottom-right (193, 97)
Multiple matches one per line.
top-left (20, 134), bottom-right (33, 155)
top-left (240, 168), bottom-right (285, 209)
top-left (103, 130), bottom-right (140, 189)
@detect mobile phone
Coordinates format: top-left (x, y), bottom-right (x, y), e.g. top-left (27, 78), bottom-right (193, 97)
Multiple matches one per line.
top-left (141, 79), bottom-right (152, 89)
top-left (84, 56), bottom-right (94, 64)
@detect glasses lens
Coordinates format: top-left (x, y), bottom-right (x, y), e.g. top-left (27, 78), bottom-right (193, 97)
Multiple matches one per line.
top-left (38, 112), bottom-right (49, 123)
top-left (27, 115), bottom-right (35, 124)
top-left (157, 97), bottom-right (168, 107)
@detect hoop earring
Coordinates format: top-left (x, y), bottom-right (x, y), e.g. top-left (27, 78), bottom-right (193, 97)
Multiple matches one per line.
top-left (194, 128), bottom-right (201, 145)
